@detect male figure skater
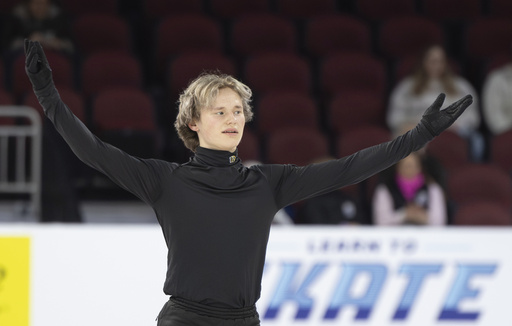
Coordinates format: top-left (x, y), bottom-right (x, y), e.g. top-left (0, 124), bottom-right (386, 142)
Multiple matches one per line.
top-left (24, 40), bottom-right (472, 326)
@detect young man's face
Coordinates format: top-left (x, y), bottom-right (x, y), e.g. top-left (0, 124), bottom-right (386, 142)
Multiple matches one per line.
top-left (189, 88), bottom-right (245, 152)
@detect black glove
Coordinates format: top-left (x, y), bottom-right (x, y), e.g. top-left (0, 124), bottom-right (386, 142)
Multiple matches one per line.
top-left (24, 39), bottom-right (55, 93)
top-left (420, 93), bottom-right (473, 137)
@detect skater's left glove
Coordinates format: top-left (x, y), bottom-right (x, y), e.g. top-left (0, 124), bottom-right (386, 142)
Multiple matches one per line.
top-left (420, 93), bottom-right (473, 137)
top-left (24, 39), bottom-right (55, 94)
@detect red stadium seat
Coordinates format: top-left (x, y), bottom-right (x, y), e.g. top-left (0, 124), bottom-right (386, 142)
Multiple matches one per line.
top-left (155, 14), bottom-right (223, 75)
top-left (422, 0), bottom-right (481, 22)
top-left (490, 130), bottom-right (512, 174)
top-left (483, 54), bottom-right (511, 77)
top-left (448, 164), bottom-right (512, 210)
top-left (320, 52), bottom-right (387, 97)
top-left (210, 0), bottom-right (270, 20)
top-left (230, 13), bottom-right (297, 57)
top-left (453, 201), bottom-right (512, 226)
top-left (378, 16), bottom-right (444, 59)
top-left (60, 0), bottom-right (118, 16)
top-left (305, 14), bottom-right (372, 58)
top-left (73, 13), bottom-right (132, 55)
top-left (355, 0), bottom-right (416, 23)
top-left (93, 88), bottom-right (155, 131)
top-left (81, 51), bottom-right (143, 98)
top-left (0, 89), bottom-right (13, 104)
top-left (256, 92), bottom-right (319, 135)
top-left (144, 0), bottom-right (204, 20)
top-left (245, 52), bottom-right (311, 95)
top-left (336, 125), bottom-right (391, 157)
top-left (464, 18), bottom-right (512, 84)
top-left (464, 18), bottom-right (512, 62)
top-left (0, 0), bottom-right (18, 14)
top-left (22, 92), bottom-right (44, 117)
top-left (12, 50), bottom-right (74, 98)
top-left (275, 0), bottom-right (337, 20)
top-left (488, 0), bottom-right (512, 18)
top-left (328, 91), bottom-right (385, 135)
top-left (238, 128), bottom-right (261, 162)
top-left (426, 130), bottom-right (470, 171)
top-left (92, 88), bottom-right (158, 158)
top-left (267, 127), bottom-right (329, 165)
top-left (0, 89), bottom-right (15, 125)
top-left (168, 52), bottom-right (237, 97)
top-left (393, 55), bottom-right (420, 84)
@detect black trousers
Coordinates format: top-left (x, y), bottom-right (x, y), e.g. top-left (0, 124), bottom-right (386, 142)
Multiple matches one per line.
top-left (157, 297), bottom-right (260, 326)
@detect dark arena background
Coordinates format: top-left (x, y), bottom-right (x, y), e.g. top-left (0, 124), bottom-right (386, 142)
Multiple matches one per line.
top-left (1, 0), bottom-right (511, 325)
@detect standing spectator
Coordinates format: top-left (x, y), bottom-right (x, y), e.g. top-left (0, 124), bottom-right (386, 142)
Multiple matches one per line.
top-left (372, 151), bottom-right (447, 226)
top-left (2, 0), bottom-right (74, 53)
top-left (482, 52), bottom-right (512, 135)
top-left (387, 44), bottom-right (482, 161)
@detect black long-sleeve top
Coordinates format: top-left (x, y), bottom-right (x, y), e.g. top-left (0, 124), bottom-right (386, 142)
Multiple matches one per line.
top-left (39, 88), bottom-right (434, 309)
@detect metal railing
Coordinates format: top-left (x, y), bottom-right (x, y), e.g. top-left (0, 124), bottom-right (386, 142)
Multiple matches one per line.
top-left (0, 106), bottom-right (42, 219)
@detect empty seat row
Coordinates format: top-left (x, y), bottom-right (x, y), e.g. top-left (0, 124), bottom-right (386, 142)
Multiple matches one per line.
top-left (69, 12), bottom-right (512, 61)
top-left (3, 50), bottom-right (142, 98)
top-left (2, 10), bottom-right (511, 96)
top-left (2, 50), bottom-right (390, 99)
top-left (4, 10), bottom-right (511, 64)
top-left (2, 0), bottom-right (512, 21)
top-left (4, 79), bottom-right (512, 176)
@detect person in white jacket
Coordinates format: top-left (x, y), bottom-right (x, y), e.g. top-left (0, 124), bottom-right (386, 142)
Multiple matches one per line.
top-left (387, 45), bottom-right (483, 161)
top-left (482, 60), bottom-right (512, 135)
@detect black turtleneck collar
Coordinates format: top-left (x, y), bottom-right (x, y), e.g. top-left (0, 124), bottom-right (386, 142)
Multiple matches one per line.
top-left (192, 146), bottom-right (241, 167)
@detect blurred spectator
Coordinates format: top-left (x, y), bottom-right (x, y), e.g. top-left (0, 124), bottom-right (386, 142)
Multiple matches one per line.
top-left (2, 0), bottom-right (74, 53)
top-left (295, 156), bottom-right (368, 225)
top-left (372, 151), bottom-right (447, 226)
top-left (387, 44), bottom-right (483, 161)
top-left (482, 50), bottom-right (512, 135)
top-left (296, 190), bottom-right (366, 225)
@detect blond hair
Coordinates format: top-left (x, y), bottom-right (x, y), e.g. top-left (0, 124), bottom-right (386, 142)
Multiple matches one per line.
top-left (175, 73), bottom-right (254, 152)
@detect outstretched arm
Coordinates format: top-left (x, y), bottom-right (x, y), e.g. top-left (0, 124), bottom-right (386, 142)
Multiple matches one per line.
top-left (260, 93), bottom-right (473, 208)
top-left (24, 40), bottom-right (163, 204)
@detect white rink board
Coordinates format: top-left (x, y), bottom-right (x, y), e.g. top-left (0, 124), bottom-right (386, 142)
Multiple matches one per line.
top-left (0, 225), bottom-right (511, 326)
top-left (259, 226), bottom-right (511, 326)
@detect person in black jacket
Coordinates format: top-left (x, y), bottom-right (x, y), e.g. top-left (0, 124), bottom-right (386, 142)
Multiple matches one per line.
top-left (2, 0), bottom-right (74, 53)
top-left (23, 40), bottom-right (473, 326)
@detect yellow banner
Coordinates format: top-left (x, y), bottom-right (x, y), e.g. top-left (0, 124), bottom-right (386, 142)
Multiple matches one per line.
top-left (0, 237), bottom-right (30, 326)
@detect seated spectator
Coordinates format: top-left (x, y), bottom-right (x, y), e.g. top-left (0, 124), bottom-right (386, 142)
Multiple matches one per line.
top-left (482, 50), bottom-right (512, 135)
top-left (2, 0), bottom-right (74, 53)
top-left (372, 151), bottom-right (447, 226)
top-left (387, 44), bottom-right (482, 161)
top-left (296, 189), bottom-right (366, 225)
